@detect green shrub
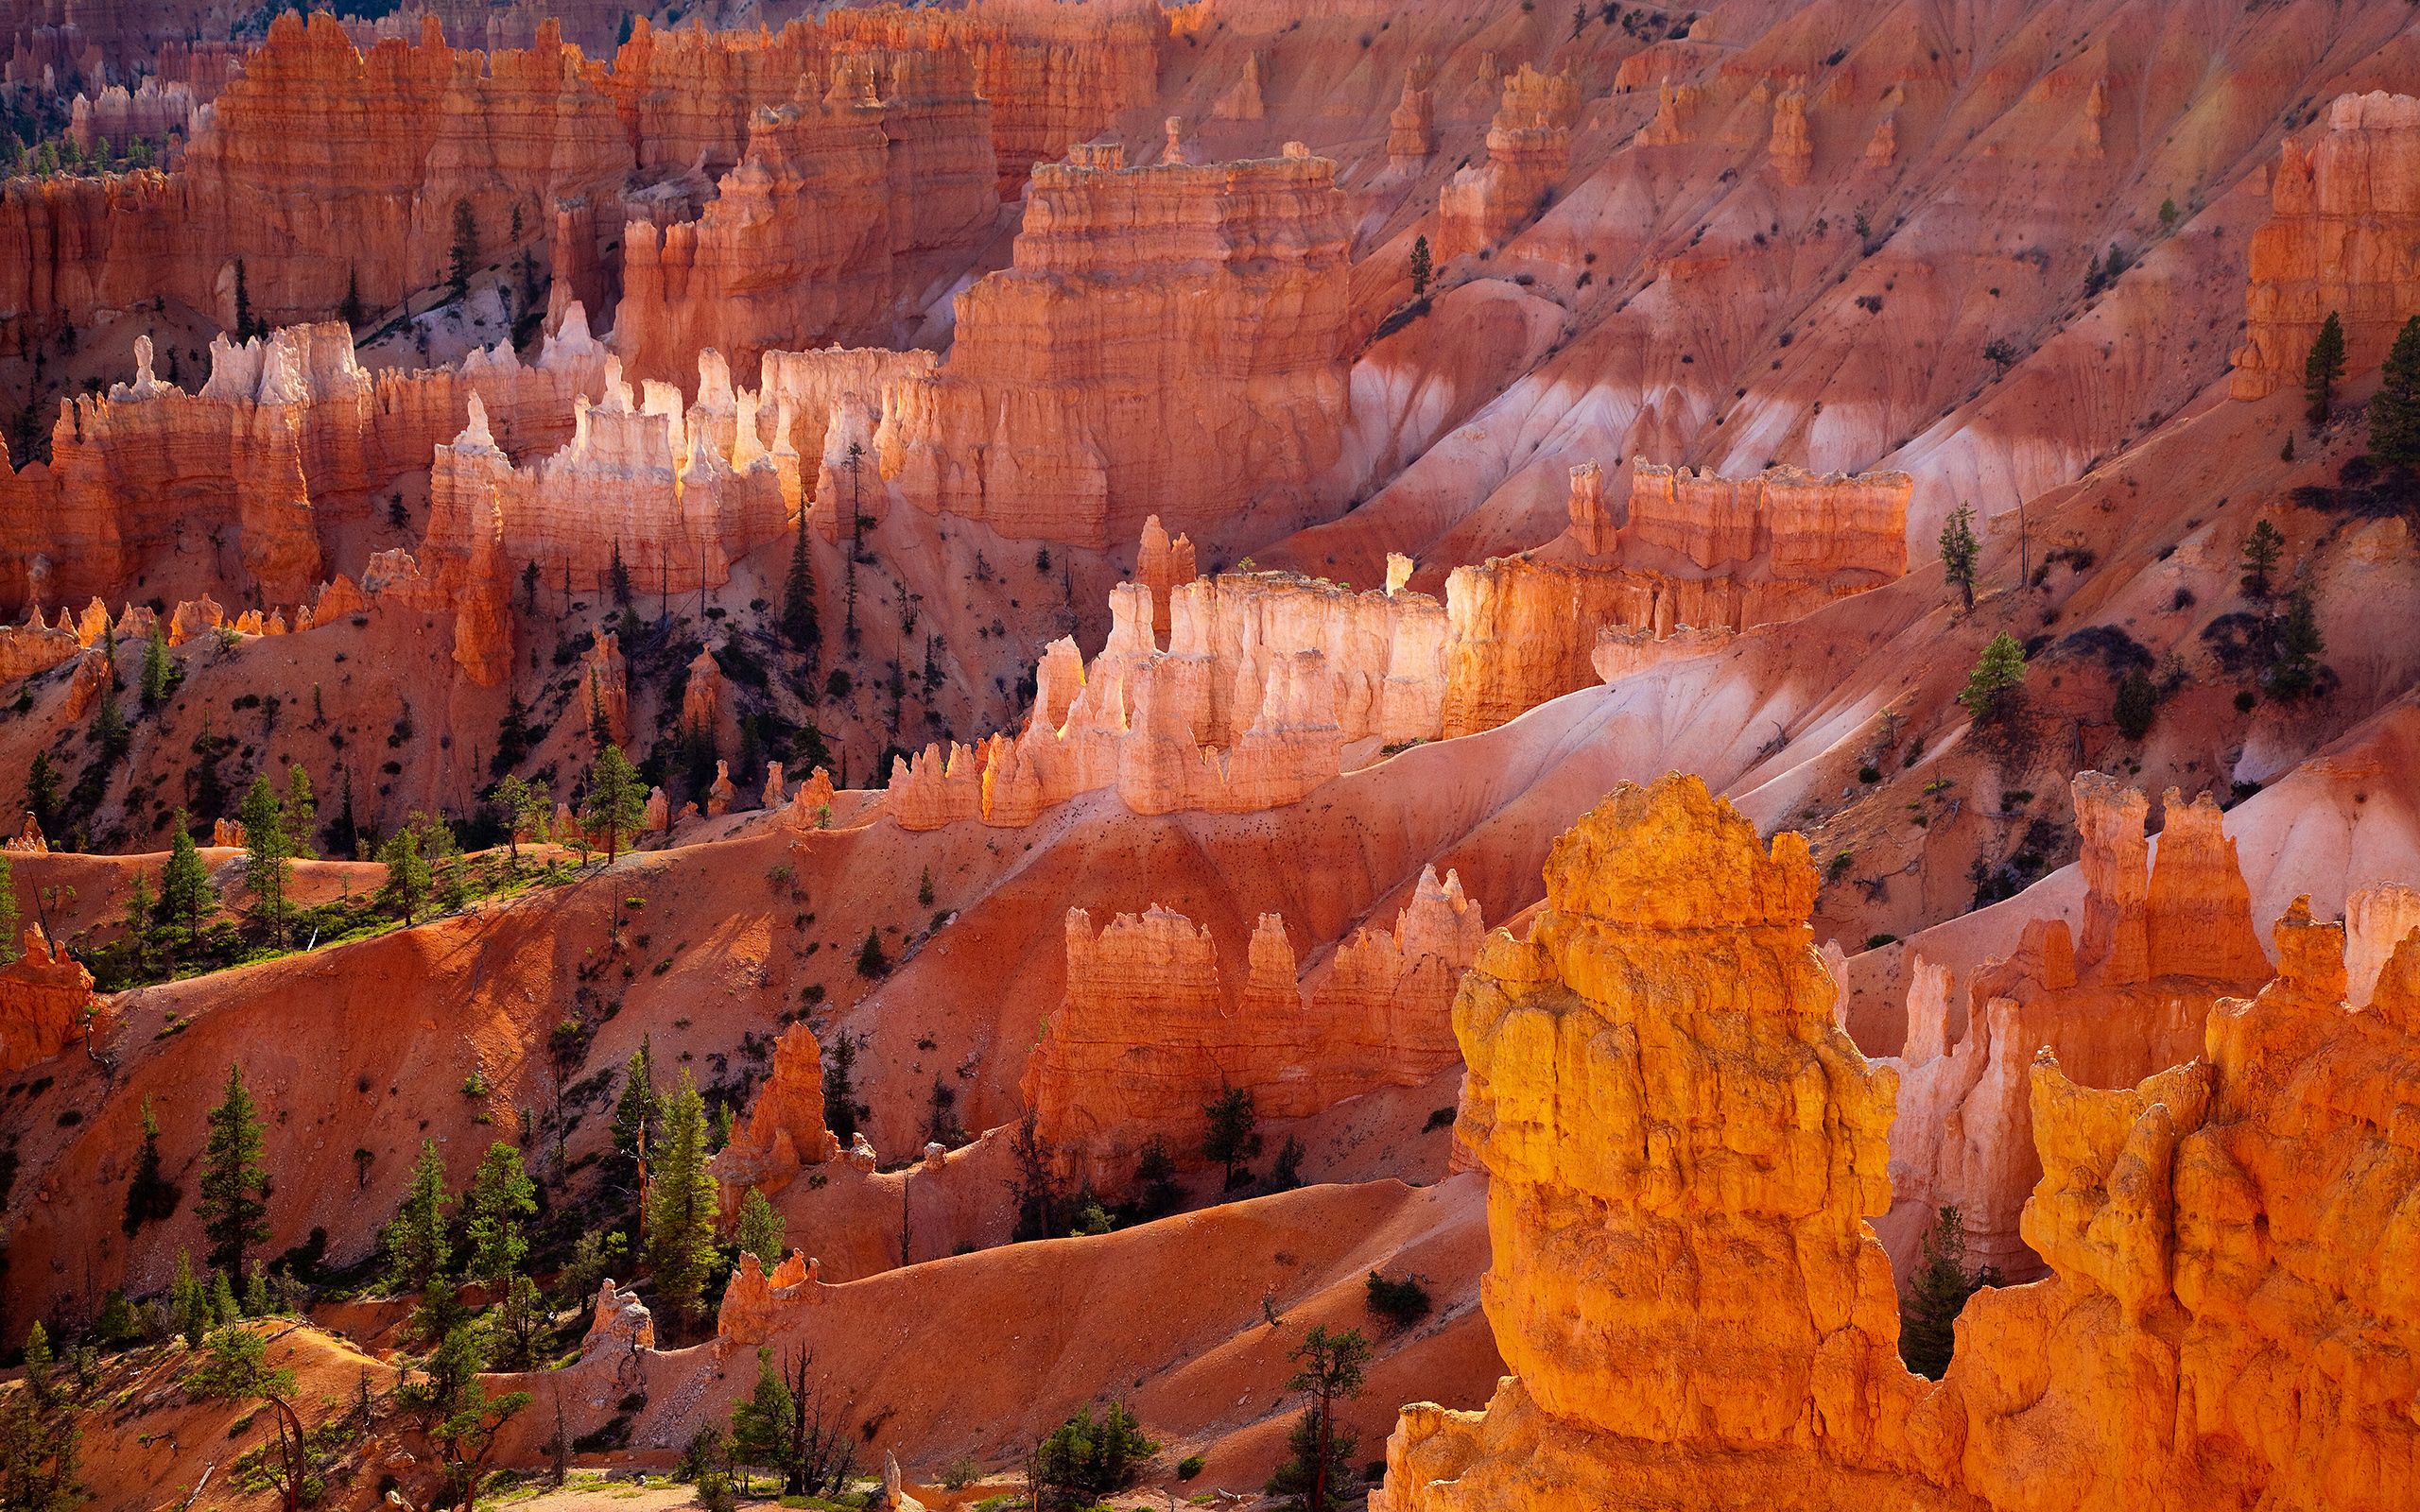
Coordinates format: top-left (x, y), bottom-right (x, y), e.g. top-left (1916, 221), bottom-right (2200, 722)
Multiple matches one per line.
top-left (1365, 1270), bottom-right (1432, 1329)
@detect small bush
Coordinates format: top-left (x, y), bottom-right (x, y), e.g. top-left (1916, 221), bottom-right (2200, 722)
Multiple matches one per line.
top-left (1422, 1106), bottom-right (1456, 1133)
top-left (1858, 765), bottom-right (1881, 783)
top-left (1177, 1454), bottom-right (1206, 1481)
top-left (2113, 668), bottom-right (2159, 741)
top-left (1864, 933), bottom-right (1899, 950)
top-left (1366, 1270), bottom-right (1433, 1329)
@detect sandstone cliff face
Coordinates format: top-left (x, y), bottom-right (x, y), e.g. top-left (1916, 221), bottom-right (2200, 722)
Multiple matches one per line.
top-left (611, 48), bottom-right (997, 386)
top-left (1434, 458), bottom-right (1910, 735)
top-left (0, 317), bottom-right (608, 613)
top-left (1382, 778), bottom-right (2420, 1512)
top-left (1437, 65), bottom-right (1580, 263)
top-left (1020, 866), bottom-right (1483, 1190)
top-left (1883, 774), bottom-right (2274, 1280)
top-left (874, 140), bottom-right (1352, 547)
top-left (2233, 93), bottom-right (2420, 399)
top-left (0, 929), bottom-right (98, 1074)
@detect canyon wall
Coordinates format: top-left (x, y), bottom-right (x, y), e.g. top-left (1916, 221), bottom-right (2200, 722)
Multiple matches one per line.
top-left (0, 928), bottom-right (99, 1074)
top-left (1378, 775), bottom-right (2420, 1512)
top-left (0, 316), bottom-right (608, 612)
top-left (874, 140), bottom-right (1353, 547)
top-left (1437, 458), bottom-right (1910, 736)
top-left (1021, 865), bottom-right (1484, 1190)
top-left (2234, 92), bottom-right (2420, 399)
top-left (610, 47), bottom-right (999, 385)
top-left (1880, 774), bottom-right (2273, 1280)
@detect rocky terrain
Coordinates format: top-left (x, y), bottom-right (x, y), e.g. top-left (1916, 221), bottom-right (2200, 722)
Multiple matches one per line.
top-left (0, 1), bottom-right (2415, 1510)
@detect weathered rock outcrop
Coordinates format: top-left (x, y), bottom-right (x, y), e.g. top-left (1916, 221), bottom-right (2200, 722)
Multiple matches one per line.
top-left (1882, 774), bottom-right (2273, 1279)
top-left (1436, 458), bottom-right (1910, 736)
top-left (0, 930), bottom-right (99, 1074)
top-left (2234, 93), bottom-right (2420, 399)
top-left (1381, 777), bottom-right (2420, 1512)
top-left (0, 318), bottom-right (608, 613)
top-left (869, 140), bottom-right (1352, 547)
top-left (1436, 65), bottom-right (1580, 262)
top-left (611, 48), bottom-right (998, 385)
top-left (711, 1021), bottom-right (840, 1205)
top-left (1022, 866), bottom-right (1484, 1190)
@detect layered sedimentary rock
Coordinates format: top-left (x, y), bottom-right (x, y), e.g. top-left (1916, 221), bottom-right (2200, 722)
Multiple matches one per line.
top-left (1379, 775), bottom-right (2420, 1512)
top-left (889, 563), bottom-right (1448, 827)
top-left (1387, 60), bottom-right (1436, 173)
top-left (0, 929), bottom-right (99, 1074)
top-left (2233, 92), bottom-right (2420, 399)
top-left (1436, 459), bottom-right (1910, 736)
top-left (710, 1022), bottom-right (840, 1204)
top-left (0, 318), bottom-right (608, 613)
top-left (68, 79), bottom-right (198, 149)
top-left (1022, 866), bottom-right (1484, 1190)
top-left (1768, 76), bottom-right (1812, 186)
top-left (1882, 774), bottom-right (2273, 1279)
top-left (611, 48), bottom-right (998, 385)
top-left (1436, 65), bottom-right (1580, 263)
top-left (870, 140), bottom-right (1352, 546)
top-left (421, 350), bottom-right (785, 595)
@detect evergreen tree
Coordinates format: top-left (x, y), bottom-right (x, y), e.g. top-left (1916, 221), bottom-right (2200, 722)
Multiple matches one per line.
top-left (121, 1095), bottom-right (179, 1235)
top-left (735, 1187), bottom-right (786, 1268)
top-left (20, 1322), bottom-right (51, 1408)
top-left (2374, 314), bottom-right (2420, 465)
top-left (2239, 518), bottom-right (2285, 610)
top-left (401, 1324), bottom-right (530, 1512)
top-left (611, 1039), bottom-right (660, 1200)
top-left (118, 868), bottom-right (154, 976)
top-left (1957, 633), bottom-right (2028, 726)
top-left (1938, 503), bottom-right (1979, 610)
top-left (238, 774), bottom-right (291, 944)
top-left (139, 622), bottom-right (173, 705)
top-left (729, 1346), bottom-right (797, 1492)
top-left (383, 1140), bottom-right (452, 1294)
top-left (196, 1062), bottom-right (270, 1279)
top-left (609, 539), bottom-right (632, 607)
top-left (2305, 310), bottom-right (2347, 428)
top-left (0, 1382), bottom-right (80, 1512)
top-left (644, 1071), bottom-right (720, 1332)
top-left (1201, 1086), bottom-right (1262, 1191)
top-left (581, 745), bottom-right (647, 863)
top-left (233, 257), bottom-right (255, 340)
top-left (1264, 1325), bottom-right (1370, 1512)
top-left (24, 751), bottom-right (57, 834)
top-left (2262, 589), bottom-right (2327, 701)
top-left (463, 1142), bottom-right (536, 1286)
top-left (821, 1031), bottom-right (862, 1144)
top-left (282, 765), bottom-right (316, 858)
top-left (1034, 1401), bottom-right (1158, 1504)
top-left (1409, 233), bottom-right (1432, 301)
top-left (781, 507), bottom-right (819, 651)
top-left (0, 851), bottom-right (16, 965)
top-left (171, 1251), bottom-right (210, 1347)
top-left (159, 812), bottom-right (214, 936)
top-left (448, 198), bottom-right (479, 301)
top-left (378, 828), bottom-right (431, 924)
top-left (491, 774), bottom-right (540, 869)
top-left (1899, 1204), bottom-right (1996, 1379)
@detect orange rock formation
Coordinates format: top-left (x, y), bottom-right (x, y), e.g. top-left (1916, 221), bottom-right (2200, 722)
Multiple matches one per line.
top-left (1436, 65), bottom-right (1579, 263)
top-left (2233, 93), bottom-right (2420, 398)
top-left (1381, 776), bottom-right (2420, 1512)
top-left (0, 929), bottom-right (98, 1073)
top-left (1021, 865), bottom-right (1483, 1189)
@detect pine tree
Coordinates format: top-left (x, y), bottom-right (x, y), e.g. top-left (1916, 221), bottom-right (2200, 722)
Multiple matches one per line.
top-left (2305, 310), bottom-right (2346, 428)
top-left (2262, 589), bottom-right (2327, 702)
top-left (781, 507), bottom-right (819, 651)
top-left (611, 1040), bottom-right (660, 1189)
top-left (0, 1380), bottom-right (80, 1512)
top-left (233, 257), bottom-right (255, 340)
top-left (171, 1251), bottom-right (210, 1347)
top-left (1264, 1325), bottom-right (1370, 1512)
top-left (384, 1140), bottom-right (452, 1294)
top-left (492, 774), bottom-right (538, 869)
top-left (2374, 314), bottom-right (2420, 465)
top-left (644, 1071), bottom-right (720, 1332)
top-left (379, 829), bottom-right (431, 924)
top-left (0, 851), bottom-right (16, 965)
top-left (729, 1347), bottom-right (797, 1490)
top-left (1899, 1204), bottom-right (1995, 1379)
top-left (2239, 518), bottom-right (2285, 610)
top-left (609, 539), bottom-right (632, 607)
top-left (1957, 633), bottom-right (2028, 726)
top-left (122, 1095), bottom-right (179, 1235)
top-left (24, 751), bottom-right (57, 834)
top-left (159, 812), bottom-right (214, 936)
top-left (1409, 233), bottom-right (1431, 301)
top-left (282, 765), bottom-right (316, 858)
top-left (238, 775), bottom-right (290, 945)
top-left (139, 623), bottom-right (173, 706)
top-left (463, 1142), bottom-right (536, 1286)
top-left (196, 1062), bottom-right (270, 1278)
top-left (1201, 1086), bottom-right (1262, 1191)
top-left (735, 1187), bottom-right (786, 1267)
top-left (581, 745), bottom-right (647, 863)
top-left (21, 1322), bottom-right (51, 1408)
top-left (1938, 503), bottom-right (1979, 610)
top-left (448, 198), bottom-right (478, 301)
